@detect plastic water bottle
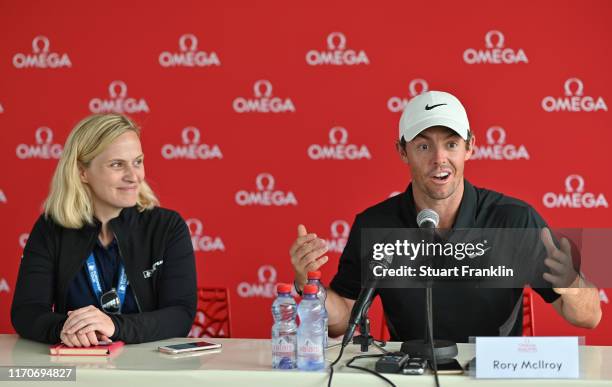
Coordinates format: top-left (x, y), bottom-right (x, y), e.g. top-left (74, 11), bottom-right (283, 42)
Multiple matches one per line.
top-left (297, 284), bottom-right (325, 371)
top-left (307, 271), bottom-right (328, 348)
top-left (272, 283), bottom-right (297, 369)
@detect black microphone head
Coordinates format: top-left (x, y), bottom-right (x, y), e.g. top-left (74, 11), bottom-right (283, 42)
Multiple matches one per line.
top-left (417, 208), bottom-right (439, 228)
top-left (371, 253), bottom-right (393, 269)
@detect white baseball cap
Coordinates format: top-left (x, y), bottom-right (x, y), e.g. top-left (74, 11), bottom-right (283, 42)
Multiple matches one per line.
top-left (399, 90), bottom-right (470, 141)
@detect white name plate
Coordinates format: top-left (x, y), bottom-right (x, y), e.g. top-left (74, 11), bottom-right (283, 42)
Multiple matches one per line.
top-left (475, 337), bottom-right (579, 379)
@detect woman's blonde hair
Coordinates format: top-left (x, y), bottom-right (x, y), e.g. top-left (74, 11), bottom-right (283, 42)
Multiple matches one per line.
top-left (44, 113), bottom-right (159, 228)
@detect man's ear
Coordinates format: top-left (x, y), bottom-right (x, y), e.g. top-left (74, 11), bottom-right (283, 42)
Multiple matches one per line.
top-left (465, 134), bottom-right (476, 161)
top-left (396, 141), bottom-right (410, 165)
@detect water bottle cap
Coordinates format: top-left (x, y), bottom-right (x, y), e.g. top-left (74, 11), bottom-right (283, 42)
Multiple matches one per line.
top-left (276, 283), bottom-right (292, 294)
top-left (303, 284), bottom-right (318, 295)
top-left (307, 271), bottom-right (322, 280)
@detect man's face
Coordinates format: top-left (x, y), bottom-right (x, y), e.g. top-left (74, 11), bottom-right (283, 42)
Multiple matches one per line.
top-left (398, 126), bottom-right (474, 201)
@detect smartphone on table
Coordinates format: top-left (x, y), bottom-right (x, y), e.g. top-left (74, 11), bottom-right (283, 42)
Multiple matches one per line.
top-left (158, 341), bottom-right (222, 354)
top-left (430, 358), bottom-right (464, 375)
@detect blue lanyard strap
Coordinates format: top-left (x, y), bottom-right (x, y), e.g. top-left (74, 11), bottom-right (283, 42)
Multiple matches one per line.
top-left (85, 253), bottom-right (128, 312)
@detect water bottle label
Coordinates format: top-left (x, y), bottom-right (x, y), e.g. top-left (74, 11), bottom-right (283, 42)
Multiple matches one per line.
top-left (272, 339), bottom-right (296, 354)
top-left (298, 339), bottom-right (323, 354)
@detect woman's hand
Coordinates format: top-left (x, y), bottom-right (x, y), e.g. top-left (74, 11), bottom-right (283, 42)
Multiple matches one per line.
top-left (61, 305), bottom-right (115, 346)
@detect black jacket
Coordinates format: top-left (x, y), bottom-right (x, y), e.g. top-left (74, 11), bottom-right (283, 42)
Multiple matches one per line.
top-left (11, 206), bottom-right (197, 344)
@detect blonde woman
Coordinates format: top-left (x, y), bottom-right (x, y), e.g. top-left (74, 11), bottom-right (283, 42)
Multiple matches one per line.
top-left (11, 114), bottom-right (196, 346)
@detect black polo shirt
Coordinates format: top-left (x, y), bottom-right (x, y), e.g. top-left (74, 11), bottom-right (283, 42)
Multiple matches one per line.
top-left (330, 179), bottom-right (560, 343)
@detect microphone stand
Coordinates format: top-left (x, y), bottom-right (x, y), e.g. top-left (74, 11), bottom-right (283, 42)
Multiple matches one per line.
top-left (401, 227), bottom-right (458, 363)
top-left (351, 303), bottom-right (375, 352)
top-left (400, 288), bottom-right (457, 362)
top-left (351, 300), bottom-right (388, 354)
top-left (342, 252), bottom-right (394, 353)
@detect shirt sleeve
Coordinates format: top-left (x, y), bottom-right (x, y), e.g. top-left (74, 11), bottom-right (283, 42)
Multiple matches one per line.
top-left (329, 215), bottom-right (363, 300)
top-left (11, 215), bottom-right (67, 344)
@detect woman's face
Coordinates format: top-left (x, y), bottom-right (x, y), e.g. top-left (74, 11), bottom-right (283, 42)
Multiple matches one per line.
top-left (80, 131), bottom-right (145, 219)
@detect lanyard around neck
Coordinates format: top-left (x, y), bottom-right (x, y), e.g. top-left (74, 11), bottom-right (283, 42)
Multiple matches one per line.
top-left (85, 253), bottom-right (128, 312)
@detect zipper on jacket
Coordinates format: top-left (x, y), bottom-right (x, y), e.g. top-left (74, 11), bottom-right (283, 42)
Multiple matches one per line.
top-left (112, 231), bottom-right (143, 313)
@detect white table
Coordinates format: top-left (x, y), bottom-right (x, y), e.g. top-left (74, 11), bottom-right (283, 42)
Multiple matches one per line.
top-left (1, 335), bottom-right (611, 386)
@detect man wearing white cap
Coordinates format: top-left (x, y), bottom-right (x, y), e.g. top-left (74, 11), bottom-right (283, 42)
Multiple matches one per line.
top-left (290, 91), bottom-right (601, 342)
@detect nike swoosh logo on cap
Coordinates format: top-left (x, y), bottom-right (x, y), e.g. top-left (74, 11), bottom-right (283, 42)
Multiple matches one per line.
top-left (425, 103), bottom-right (447, 110)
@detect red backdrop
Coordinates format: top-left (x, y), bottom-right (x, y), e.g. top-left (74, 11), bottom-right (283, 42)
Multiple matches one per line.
top-left (1, 0), bottom-right (611, 343)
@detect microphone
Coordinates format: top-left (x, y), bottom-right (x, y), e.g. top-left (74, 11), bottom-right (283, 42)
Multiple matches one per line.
top-left (417, 208), bottom-right (439, 229)
top-left (341, 254), bottom-right (393, 348)
top-left (417, 208), bottom-right (439, 265)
